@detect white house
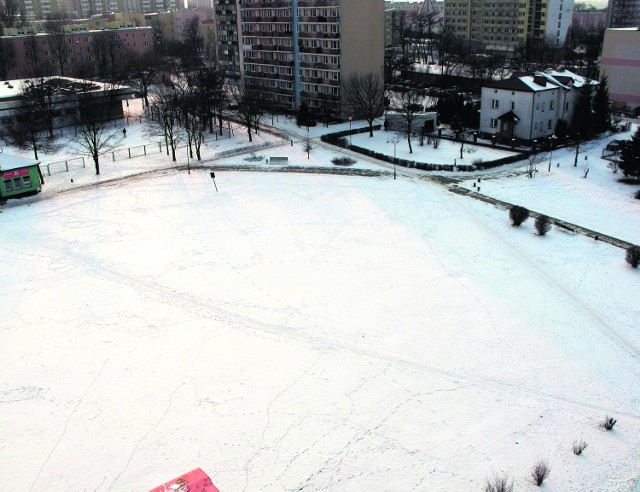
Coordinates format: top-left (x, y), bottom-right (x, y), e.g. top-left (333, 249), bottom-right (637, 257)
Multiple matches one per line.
top-left (479, 69), bottom-right (597, 143)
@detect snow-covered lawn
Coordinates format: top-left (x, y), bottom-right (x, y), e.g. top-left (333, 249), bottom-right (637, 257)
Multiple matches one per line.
top-left (1, 169), bottom-right (639, 491)
top-left (457, 130), bottom-right (640, 245)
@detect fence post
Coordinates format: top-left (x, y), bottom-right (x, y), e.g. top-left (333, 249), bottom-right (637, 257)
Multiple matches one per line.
top-left (128, 148), bottom-right (131, 159)
top-left (82, 157), bottom-right (85, 168)
top-left (65, 161), bottom-right (68, 171)
top-left (144, 145), bottom-right (147, 156)
top-left (47, 164), bottom-right (51, 176)
top-left (112, 152), bottom-right (115, 161)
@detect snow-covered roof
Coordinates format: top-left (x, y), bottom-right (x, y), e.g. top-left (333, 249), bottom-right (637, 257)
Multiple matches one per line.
top-left (485, 68), bottom-right (597, 93)
top-left (0, 154), bottom-right (39, 171)
top-left (0, 77), bottom-right (132, 102)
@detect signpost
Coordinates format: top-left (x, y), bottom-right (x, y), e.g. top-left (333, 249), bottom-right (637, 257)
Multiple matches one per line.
top-left (210, 171), bottom-right (218, 192)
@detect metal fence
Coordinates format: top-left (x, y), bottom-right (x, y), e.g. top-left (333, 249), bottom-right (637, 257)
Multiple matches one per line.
top-left (45, 157), bottom-right (86, 176)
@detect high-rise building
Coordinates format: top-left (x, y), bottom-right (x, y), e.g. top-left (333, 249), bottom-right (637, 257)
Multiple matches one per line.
top-left (235, 0), bottom-right (384, 115)
top-left (212, 0), bottom-right (240, 78)
top-left (607, 0), bottom-right (640, 28)
top-left (445, 0), bottom-right (574, 50)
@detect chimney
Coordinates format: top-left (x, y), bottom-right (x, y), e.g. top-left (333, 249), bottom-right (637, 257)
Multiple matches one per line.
top-left (533, 75), bottom-right (547, 87)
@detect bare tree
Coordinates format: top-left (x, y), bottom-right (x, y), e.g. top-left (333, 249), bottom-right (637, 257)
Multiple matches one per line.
top-left (342, 72), bottom-right (386, 137)
top-left (230, 80), bottom-right (265, 142)
top-left (24, 35), bottom-right (49, 78)
top-left (395, 88), bottom-right (423, 154)
top-left (69, 82), bottom-right (124, 174)
top-left (45, 12), bottom-right (68, 76)
top-left (0, 38), bottom-right (13, 80)
top-left (0, 0), bottom-right (25, 29)
top-left (124, 51), bottom-right (162, 108)
top-left (2, 81), bottom-right (61, 159)
top-left (146, 83), bottom-right (183, 162)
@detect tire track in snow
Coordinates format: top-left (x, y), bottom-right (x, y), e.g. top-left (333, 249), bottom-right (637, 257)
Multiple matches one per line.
top-left (39, 235), bottom-right (640, 422)
top-left (447, 189), bottom-right (640, 361)
top-left (29, 358), bottom-right (109, 492)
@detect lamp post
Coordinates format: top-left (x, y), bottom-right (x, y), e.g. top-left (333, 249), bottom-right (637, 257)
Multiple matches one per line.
top-left (548, 134), bottom-right (557, 172)
top-left (349, 116), bottom-right (353, 145)
top-left (387, 137), bottom-right (398, 179)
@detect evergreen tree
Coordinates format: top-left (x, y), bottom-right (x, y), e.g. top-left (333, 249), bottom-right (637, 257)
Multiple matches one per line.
top-left (571, 83), bottom-right (594, 138)
top-left (620, 127), bottom-right (640, 183)
top-left (592, 75), bottom-right (611, 135)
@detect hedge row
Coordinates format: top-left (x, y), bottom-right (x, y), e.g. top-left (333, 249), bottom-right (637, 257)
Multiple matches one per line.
top-left (322, 128), bottom-right (529, 172)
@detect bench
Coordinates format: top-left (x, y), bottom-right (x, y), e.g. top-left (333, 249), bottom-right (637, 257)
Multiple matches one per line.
top-left (268, 156), bottom-right (288, 164)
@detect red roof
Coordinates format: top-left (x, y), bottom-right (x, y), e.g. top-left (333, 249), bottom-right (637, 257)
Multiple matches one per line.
top-left (149, 468), bottom-right (219, 492)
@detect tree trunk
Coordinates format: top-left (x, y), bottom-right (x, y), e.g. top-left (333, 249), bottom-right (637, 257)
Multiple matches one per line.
top-left (408, 135), bottom-right (413, 154)
top-left (93, 153), bottom-right (100, 175)
top-left (369, 120), bottom-right (374, 137)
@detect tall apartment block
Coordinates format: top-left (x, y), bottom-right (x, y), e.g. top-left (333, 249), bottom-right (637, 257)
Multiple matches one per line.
top-left (445, 0), bottom-right (573, 50)
top-left (229, 0), bottom-right (383, 115)
top-left (213, 0), bottom-right (241, 78)
top-left (607, 0), bottom-right (640, 27)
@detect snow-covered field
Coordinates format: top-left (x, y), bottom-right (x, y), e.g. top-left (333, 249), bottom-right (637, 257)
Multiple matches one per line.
top-left (2, 166), bottom-right (640, 491)
top-left (1, 102), bottom-right (640, 490)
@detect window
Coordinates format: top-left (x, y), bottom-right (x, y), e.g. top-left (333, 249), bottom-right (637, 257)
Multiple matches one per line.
top-left (4, 179), bottom-right (12, 191)
top-left (490, 118), bottom-right (498, 128)
top-left (547, 120), bottom-right (552, 129)
top-left (511, 101), bottom-right (515, 110)
top-left (491, 99), bottom-right (499, 109)
top-left (23, 176), bottom-right (31, 187)
top-left (13, 177), bottom-right (22, 189)
top-left (550, 100), bottom-right (555, 110)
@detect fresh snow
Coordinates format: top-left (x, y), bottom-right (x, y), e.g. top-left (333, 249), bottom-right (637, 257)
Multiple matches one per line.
top-left (1, 99), bottom-right (639, 491)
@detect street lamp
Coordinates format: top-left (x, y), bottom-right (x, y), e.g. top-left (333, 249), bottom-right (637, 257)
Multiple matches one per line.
top-left (387, 138), bottom-right (398, 179)
top-left (349, 116), bottom-right (353, 145)
top-left (548, 134), bottom-right (557, 172)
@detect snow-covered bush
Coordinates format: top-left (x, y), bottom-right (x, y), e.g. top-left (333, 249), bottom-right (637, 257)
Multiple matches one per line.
top-left (601, 416), bottom-right (617, 430)
top-left (331, 157), bottom-right (356, 167)
top-left (531, 460), bottom-right (550, 486)
top-left (484, 473), bottom-right (513, 492)
top-left (509, 205), bottom-right (529, 227)
top-left (572, 440), bottom-right (588, 455)
top-left (626, 246), bottom-right (640, 268)
top-left (534, 215), bottom-right (552, 236)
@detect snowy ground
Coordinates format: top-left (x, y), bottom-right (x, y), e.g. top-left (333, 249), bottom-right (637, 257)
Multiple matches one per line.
top-left (1, 101), bottom-right (640, 491)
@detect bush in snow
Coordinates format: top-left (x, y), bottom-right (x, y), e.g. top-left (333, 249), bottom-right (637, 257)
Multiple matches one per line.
top-left (572, 440), bottom-right (588, 455)
top-left (484, 473), bottom-right (513, 492)
top-left (534, 215), bottom-right (552, 236)
top-left (634, 190), bottom-right (640, 200)
top-left (531, 460), bottom-right (550, 486)
top-left (509, 205), bottom-right (530, 227)
top-left (601, 415), bottom-right (617, 430)
top-left (331, 157), bottom-right (356, 167)
top-left (626, 246), bottom-right (640, 268)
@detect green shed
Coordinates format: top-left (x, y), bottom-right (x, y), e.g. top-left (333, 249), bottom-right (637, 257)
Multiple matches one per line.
top-left (0, 155), bottom-right (44, 200)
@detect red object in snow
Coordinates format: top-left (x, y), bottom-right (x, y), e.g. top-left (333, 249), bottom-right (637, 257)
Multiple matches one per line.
top-left (149, 468), bottom-right (219, 492)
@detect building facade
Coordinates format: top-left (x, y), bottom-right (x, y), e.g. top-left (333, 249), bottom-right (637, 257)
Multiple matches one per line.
top-left (607, 0), bottom-right (640, 28)
top-left (238, 0), bottom-right (384, 115)
top-left (600, 28), bottom-right (640, 111)
top-left (0, 26), bottom-right (154, 80)
top-left (445, 0), bottom-right (574, 50)
top-left (480, 69), bottom-right (595, 141)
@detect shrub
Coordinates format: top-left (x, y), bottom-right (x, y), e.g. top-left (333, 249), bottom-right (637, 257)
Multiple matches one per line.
top-left (531, 460), bottom-right (550, 486)
top-left (534, 215), bottom-right (552, 235)
top-left (572, 440), bottom-right (588, 455)
top-left (485, 473), bottom-right (514, 492)
top-left (626, 246), bottom-right (640, 268)
top-left (472, 158), bottom-right (484, 167)
top-left (635, 190), bottom-right (640, 200)
top-left (331, 157), bottom-right (356, 167)
top-left (601, 416), bottom-right (617, 430)
top-left (509, 205), bottom-right (530, 226)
